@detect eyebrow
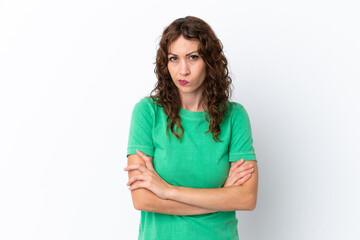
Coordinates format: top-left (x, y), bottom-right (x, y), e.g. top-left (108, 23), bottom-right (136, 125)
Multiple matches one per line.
top-left (168, 51), bottom-right (198, 56)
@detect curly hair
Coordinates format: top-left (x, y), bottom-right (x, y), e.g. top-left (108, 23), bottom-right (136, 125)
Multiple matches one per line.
top-left (147, 16), bottom-right (233, 143)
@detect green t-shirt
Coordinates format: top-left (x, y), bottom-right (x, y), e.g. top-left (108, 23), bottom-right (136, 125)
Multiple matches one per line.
top-left (126, 97), bottom-right (257, 240)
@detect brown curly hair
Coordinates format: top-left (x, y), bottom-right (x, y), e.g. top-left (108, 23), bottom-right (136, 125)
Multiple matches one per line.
top-left (147, 16), bottom-right (233, 143)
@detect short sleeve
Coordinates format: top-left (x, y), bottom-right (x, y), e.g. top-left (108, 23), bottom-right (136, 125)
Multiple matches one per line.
top-left (126, 97), bottom-right (155, 158)
top-left (228, 103), bottom-right (257, 162)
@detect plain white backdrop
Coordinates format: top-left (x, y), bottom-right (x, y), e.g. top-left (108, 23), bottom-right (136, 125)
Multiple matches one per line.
top-left (1, 0), bottom-right (359, 239)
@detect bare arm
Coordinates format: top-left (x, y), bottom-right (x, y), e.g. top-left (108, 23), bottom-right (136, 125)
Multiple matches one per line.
top-left (166, 161), bottom-right (258, 211)
top-left (127, 154), bottom-right (218, 215)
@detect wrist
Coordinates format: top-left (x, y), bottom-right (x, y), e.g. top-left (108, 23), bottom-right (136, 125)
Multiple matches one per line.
top-left (165, 184), bottom-right (178, 200)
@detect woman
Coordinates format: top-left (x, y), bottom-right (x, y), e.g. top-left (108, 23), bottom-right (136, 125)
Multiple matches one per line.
top-left (124, 16), bottom-right (258, 240)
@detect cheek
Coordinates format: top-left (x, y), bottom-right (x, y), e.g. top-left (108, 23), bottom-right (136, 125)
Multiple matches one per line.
top-left (167, 65), bottom-right (176, 76)
top-left (195, 64), bottom-right (206, 78)
top-left (167, 67), bottom-right (178, 82)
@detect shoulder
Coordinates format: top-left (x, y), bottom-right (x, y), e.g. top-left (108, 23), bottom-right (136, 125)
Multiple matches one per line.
top-left (225, 101), bottom-right (253, 127)
top-left (226, 101), bottom-right (247, 117)
top-left (134, 97), bottom-right (158, 113)
top-left (136, 96), bottom-right (154, 106)
top-left (227, 101), bottom-right (245, 110)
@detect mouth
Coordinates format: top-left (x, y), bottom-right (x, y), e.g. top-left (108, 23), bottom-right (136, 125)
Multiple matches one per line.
top-left (178, 79), bottom-right (189, 86)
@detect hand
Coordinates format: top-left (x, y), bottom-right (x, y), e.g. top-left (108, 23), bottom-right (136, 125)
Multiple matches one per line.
top-left (223, 159), bottom-right (254, 187)
top-left (124, 149), bottom-right (171, 200)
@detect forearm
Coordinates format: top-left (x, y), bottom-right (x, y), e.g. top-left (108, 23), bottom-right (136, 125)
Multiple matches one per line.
top-left (133, 188), bottom-right (218, 215)
top-left (167, 185), bottom-right (255, 211)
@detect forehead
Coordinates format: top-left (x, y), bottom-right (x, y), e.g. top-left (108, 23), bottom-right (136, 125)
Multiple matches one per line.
top-left (168, 35), bottom-right (200, 55)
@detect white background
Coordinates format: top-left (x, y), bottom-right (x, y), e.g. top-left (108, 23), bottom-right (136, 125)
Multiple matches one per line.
top-left (1, 0), bottom-right (359, 239)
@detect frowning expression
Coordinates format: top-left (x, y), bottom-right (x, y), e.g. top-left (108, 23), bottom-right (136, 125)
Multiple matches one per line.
top-left (167, 35), bottom-right (207, 95)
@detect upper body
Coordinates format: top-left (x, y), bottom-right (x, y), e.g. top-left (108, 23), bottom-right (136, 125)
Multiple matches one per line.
top-left (125, 16), bottom-right (258, 240)
top-left (126, 96), bottom-right (257, 240)
top-left (127, 96), bottom-right (257, 188)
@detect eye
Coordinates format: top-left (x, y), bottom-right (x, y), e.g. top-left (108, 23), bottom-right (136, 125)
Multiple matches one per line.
top-left (189, 55), bottom-right (199, 60)
top-left (168, 56), bottom-right (177, 61)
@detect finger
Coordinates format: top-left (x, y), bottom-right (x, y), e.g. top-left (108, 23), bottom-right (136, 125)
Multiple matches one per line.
top-left (235, 173), bottom-right (252, 185)
top-left (128, 181), bottom-right (146, 191)
top-left (136, 150), bottom-right (155, 171)
top-left (124, 164), bottom-right (147, 173)
top-left (234, 167), bottom-right (254, 179)
top-left (244, 164), bottom-right (254, 169)
top-left (143, 158), bottom-right (154, 171)
top-left (136, 149), bottom-right (144, 155)
top-left (230, 159), bottom-right (245, 173)
top-left (227, 162), bottom-right (253, 186)
top-left (229, 159), bottom-right (244, 177)
top-left (127, 175), bottom-right (147, 186)
top-left (136, 149), bottom-right (147, 160)
top-left (224, 178), bottom-right (236, 187)
top-left (227, 168), bottom-right (253, 186)
top-left (230, 159), bottom-right (244, 168)
top-left (235, 164), bottom-right (254, 173)
top-left (136, 149), bottom-right (151, 160)
top-left (226, 171), bottom-right (242, 186)
top-left (229, 169), bottom-right (254, 185)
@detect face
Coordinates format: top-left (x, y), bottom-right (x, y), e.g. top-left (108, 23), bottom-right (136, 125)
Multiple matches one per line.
top-left (167, 35), bottom-right (207, 96)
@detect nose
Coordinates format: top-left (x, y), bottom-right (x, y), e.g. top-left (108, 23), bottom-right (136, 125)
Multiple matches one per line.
top-left (179, 59), bottom-right (190, 76)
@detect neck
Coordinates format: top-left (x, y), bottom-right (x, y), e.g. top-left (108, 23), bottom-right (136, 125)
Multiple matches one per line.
top-left (180, 94), bottom-right (207, 112)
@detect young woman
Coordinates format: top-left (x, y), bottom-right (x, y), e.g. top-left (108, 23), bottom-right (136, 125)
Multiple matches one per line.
top-left (124, 16), bottom-right (258, 240)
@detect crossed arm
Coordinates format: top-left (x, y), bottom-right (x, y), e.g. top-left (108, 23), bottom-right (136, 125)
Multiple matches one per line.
top-left (126, 154), bottom-right (258, 215)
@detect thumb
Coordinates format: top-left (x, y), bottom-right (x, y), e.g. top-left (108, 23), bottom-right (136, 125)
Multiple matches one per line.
top-left (136, 149), bottom-right (154, 170)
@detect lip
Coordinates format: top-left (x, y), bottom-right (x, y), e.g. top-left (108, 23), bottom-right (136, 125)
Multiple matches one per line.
top-left (179, 80), bottom-right (189, 86)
